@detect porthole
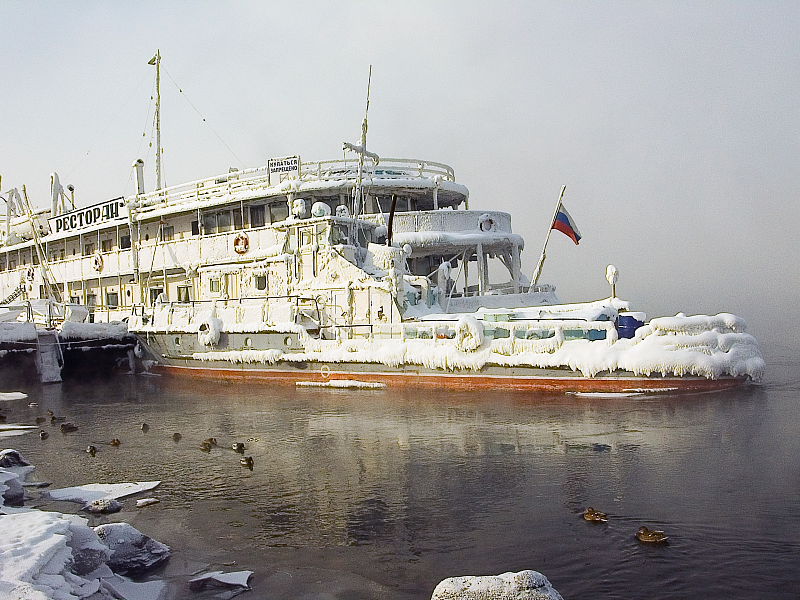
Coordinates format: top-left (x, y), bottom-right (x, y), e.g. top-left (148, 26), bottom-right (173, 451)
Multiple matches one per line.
top-left (284, 336), bottom-right (293, 347)
top-left (244, 337), bottom-right (252, 347)
top-left (174, 337), bottom-right (181, 346)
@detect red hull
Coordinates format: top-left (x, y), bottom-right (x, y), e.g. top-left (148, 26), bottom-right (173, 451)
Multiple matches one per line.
top-left (150, 364), bottom-right (748, 393)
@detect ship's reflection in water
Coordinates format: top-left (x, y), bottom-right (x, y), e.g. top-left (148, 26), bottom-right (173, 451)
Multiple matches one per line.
top-left (18, 368), bottom-right (800, 600)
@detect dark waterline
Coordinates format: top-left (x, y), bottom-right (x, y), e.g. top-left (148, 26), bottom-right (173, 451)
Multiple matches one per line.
top-left (4, 349), bottom-right (799, 599)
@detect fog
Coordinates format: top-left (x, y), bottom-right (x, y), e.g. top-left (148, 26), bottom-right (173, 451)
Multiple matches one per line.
top-left (1, 1), bottom-right (798, 352)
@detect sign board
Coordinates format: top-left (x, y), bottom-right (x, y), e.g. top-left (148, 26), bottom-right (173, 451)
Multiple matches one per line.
top-left (48, 197), bottom-right (127, 234)
top-left (267, 155), bottom-right (300, 184)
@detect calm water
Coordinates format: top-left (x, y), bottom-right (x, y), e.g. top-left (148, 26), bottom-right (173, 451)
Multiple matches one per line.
top-left (4, 347), bottom-right (799, 599)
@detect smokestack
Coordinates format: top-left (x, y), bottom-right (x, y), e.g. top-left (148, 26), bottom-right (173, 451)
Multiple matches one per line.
top-left (133, 159), bottom-right (146, 195)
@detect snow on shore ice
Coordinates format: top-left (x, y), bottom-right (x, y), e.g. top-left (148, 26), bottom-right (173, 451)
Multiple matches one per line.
top-left (0, 450), bottom-right (169, 600)
top-left (0, 391), bottom-right (28, 401)
top-left (431, 570), bottom-right (563, 600)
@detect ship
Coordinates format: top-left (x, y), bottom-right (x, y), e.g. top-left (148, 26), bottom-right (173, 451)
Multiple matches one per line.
top-left (0, 55), bottom-right (764, 391)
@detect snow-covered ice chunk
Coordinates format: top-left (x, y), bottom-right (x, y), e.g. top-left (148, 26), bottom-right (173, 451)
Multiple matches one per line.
top-left (0, 391), bottom-right (28, 401)
top-left (188, 570), bottom-right (253, 592)
top-left (0, 424), bottom-right (39, 438)
top-left (94, 522), bottom-right (171, 575)
top-left (0, 468), bottom-right (23, 506)
top-left (296, 380), bottom-right (386, 389)
top-left (60, 321), bottom-right (129, 341)
top-left (100, 573), bottom-right (167, 600)
top-left (48, 480), bottom-right (161, 503)
top-left (431, 570), bottom-right (563, 600)
top-left (135, 498), bottom-right (160, 508)
top-left (83, 499), bottom-right (123, 514)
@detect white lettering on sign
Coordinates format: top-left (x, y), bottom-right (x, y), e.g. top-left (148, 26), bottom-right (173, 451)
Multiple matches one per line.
top-left (267, 155), bottom-right (300, 183)
top-left (48, 198), bottom-right (127, 234)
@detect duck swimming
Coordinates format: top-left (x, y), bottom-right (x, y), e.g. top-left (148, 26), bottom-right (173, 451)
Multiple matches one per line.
top-left (110, 438), bottom-right (121, 446)
top-left (232, 442), bottom-right (245, 454)
top-left (199, 441), bottom-right (213, 452)
top-left (86, 445), bottom-right (97, 457)
top-left (35, 416), bottom-right (46, 424)
top-left (240, 456), bottom-right (254, 470)
top-left (203, 437), bottom-right (218, 446)
top-left (60, 422), bottom-right (78, 433)
top-left (39, 430), bottom-right (49, 440)
top-left (141, 423), bottom-right (150, 433)
top-left (636, 526), bottom-right (669, 543)
top-left (172, 432), bottom-right (182, 442)
top-left (583, 507), bottom-right (608, 523)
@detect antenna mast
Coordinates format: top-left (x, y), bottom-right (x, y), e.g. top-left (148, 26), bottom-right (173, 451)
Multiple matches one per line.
top-left (148, 50), bottom-right (163, 191)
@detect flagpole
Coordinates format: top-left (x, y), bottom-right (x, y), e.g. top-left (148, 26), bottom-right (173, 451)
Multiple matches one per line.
top-left (528, 185), bottom-right (566, 291)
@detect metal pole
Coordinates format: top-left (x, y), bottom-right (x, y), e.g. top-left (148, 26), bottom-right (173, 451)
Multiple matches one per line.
top-left (529, 185), bottom-right (566, 290)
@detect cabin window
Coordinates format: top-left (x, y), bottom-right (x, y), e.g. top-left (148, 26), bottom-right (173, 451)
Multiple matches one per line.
top-left (269, 202), bottom-right (289, 223)
top-left (120, 235), bottom-right (131, 249)
top-left (149, 287), bottom-right (164, 305)
top-left (203, 213), bottom-right (217, 234)
top-left (106, 292), bottom-right (119, 309)
top-left (191, 220), bottom-right (200, 235)
top-left (233, 209), bottom-right (243, 230)
top-left (59, 249), bottom-right (65, 260)
top-left (70, 296), bottom-right (81, 304)
top-left (8, 260), bottom-right (16, 269)
top-left (162, 225), bottom-right (174, 241)
top-left (209, 278), bottom-right (221, 293)
top-left (32, 253), bottom-right (39, 265)
top-left (84, 243), bottom-right (95, 256)
top-left (300, 228), bottom-right (314, 247)
top-left (254, 275), bottom-right (267, 291)
top-left (86, 294), bottom-right (97, 307)
top-left (250, 205), bottom-right (265, 228)
top-left (101, 239), bottom-right (113, 252)
top-left (177, 286), bottom-right (192, 302)
top-left (217, 211), bottom-right (233, 232)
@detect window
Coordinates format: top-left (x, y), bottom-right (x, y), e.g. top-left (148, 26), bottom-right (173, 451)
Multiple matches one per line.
top-left (269, 202), bottom-right (289, 223)
top-left (177, 286), bottom-right (192, 302)
top-left (250, 206), bottom-right (265, 228)
top-left (149, 287), bottom-right (164, 305)
top-left (233, 209), bottom-right (243, 230)
top-left (8, 260), bottom-right (16, 269)
top-left (32, 253), bottom-right (39, 265)
top-left (84, 243), bottom-right (95, 256)
top-left (209, 278), bottom-right (221, 293)
top-left (101, 239), bottom-right (113, 252)
top-left (106, 292), bottom-right (119, 309)
top-left (191, 220), bottom-right (200, 235)
top-left (203, 213), bottom-right (217, 234)
top-left (70, 296), bottom-right (81, 304)
top-left (86, 294), bottom-right (97, 307)
top-left (59, 249), bottom-right (65, 260)
top-left (162, 225), bottom-right (174, 241)
top-left (217, 211), bottom-right (233, 232)
top-left (254, 275), bottom-right (267, 291)
top-left (120, 235), bottom-right (131, 249)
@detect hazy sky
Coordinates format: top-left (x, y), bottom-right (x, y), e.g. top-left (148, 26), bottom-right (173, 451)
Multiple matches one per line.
top-left (1, 1), bottom-right (798, 351)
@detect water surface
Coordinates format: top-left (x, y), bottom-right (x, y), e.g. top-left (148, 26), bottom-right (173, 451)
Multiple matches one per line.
top-left (5, 348), bottom-right (799, 599)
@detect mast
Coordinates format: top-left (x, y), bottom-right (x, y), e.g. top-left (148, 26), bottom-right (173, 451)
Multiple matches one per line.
top-left (529, 185), bottom-right (566, 290)
top-left (148, 50), bottom-right (163, 191)
top-left (353, 65), bottom-right (372, 218)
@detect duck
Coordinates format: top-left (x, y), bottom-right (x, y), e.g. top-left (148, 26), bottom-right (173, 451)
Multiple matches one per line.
top-left (232, 442), bottom-right (245, 454)
top-left (141, 423), bottom-right (150, 433)
top-left (199, 441), bottom-right (213, 452)
top-left (86, 445), bottom-right (97, 456)
top-left (51, 415), bottom-right (67, 424)
top-left (60, 422), bottom-right (78, 433)
top-left (110, 438), bottom-right (122, 446)
top-left (39, 430), bottom-right (49, 440)
top-left (203, 437), bottom-right (218, 446)
top-left (46, 410), bottom-right (54, 417)
top-left (240, 456), bottom-right (254, 470)
top-left (35, 416), bottom-right (46, 424)
top-left (636, 526), bottom-right (669, 543)
top-left (172, 432), bottom-right (182, 442)
top-left (583, 507), bottom-right (608, 523)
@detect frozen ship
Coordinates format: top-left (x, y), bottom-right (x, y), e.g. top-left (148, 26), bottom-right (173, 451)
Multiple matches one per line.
top-left (0, 58), bottom-right (764, 391)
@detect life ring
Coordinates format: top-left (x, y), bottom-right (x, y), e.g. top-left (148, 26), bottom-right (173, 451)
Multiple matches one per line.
top-left (234, 233), bottom-right (249, 255)
top-left (92, 253), bottom-right (104, 272)
top-left (320, 364), bottom-right (330, 379)
top-left (478, 213), bottom-right (495, 232)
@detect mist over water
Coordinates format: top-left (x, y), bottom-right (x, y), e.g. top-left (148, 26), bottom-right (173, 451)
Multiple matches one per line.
top-left (6, 346), bottom-right (799, 599)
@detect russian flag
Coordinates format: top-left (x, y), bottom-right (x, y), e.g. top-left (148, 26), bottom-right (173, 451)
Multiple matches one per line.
top-left (552, 202), bottom-right (581, 245)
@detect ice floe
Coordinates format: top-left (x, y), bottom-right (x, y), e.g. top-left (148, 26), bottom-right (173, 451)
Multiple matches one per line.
top-left (431, 570), bottom-right (563, 600)
top-left (48, 481), bottom-right (161, 504)
top-left (0, 391), bottom-right (28, 401)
